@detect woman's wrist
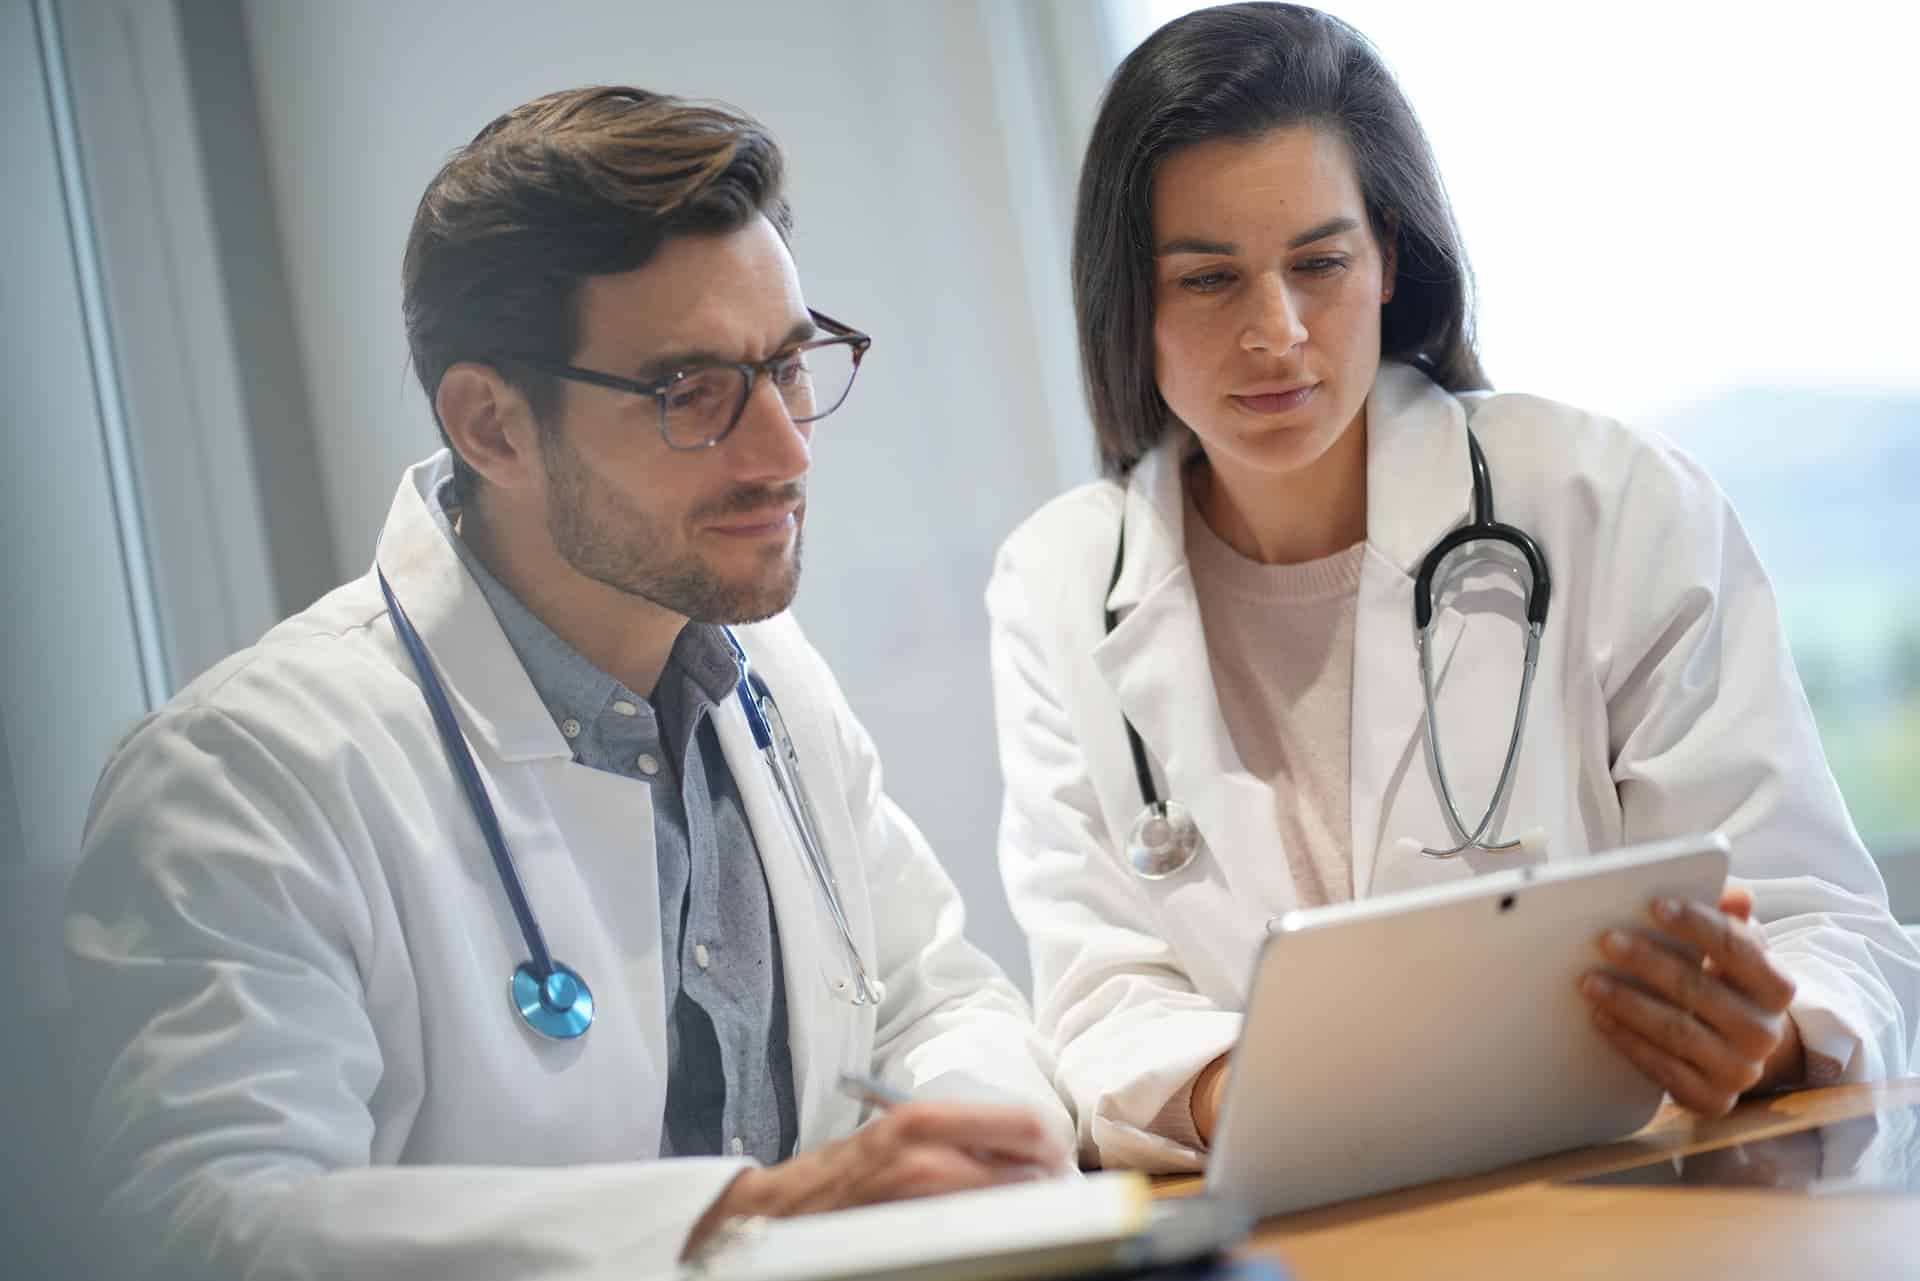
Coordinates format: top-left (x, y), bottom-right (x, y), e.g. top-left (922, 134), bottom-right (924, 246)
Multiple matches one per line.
top-left (1754, 1012), bottom-right (1808, 1094)
top-left (1191, 1053), bottom-right (1232, 1143)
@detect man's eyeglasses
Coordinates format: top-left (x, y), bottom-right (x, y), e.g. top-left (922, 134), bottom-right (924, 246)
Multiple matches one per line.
top-left (513, 309), bottom-right (871, 451)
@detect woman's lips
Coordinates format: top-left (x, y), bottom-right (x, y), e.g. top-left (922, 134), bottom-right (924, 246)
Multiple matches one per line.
top-left (1231, 383), bottom-right (1318, 415)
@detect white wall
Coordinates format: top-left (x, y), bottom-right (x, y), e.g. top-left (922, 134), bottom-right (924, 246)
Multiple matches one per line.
top-left (238, 0), bottom-right (1101, 987)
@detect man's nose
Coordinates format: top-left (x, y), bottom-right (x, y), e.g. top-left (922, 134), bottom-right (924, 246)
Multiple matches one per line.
top-left (728, 373), bottom-right (812, 482)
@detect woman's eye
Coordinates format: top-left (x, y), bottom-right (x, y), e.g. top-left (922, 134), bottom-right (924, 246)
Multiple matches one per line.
top-left (772, 353), bottom-right (807, 387)
top-left (1178, 270), bottom-right (1234, 293)
top-left (1296, 256), bottom-right (1351, 276)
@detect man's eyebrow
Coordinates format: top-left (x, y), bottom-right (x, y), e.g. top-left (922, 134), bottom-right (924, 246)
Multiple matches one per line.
top-left (629, 317), bottom-right (817, 382)
top-left (1155, 216), bottom-right (1363, 257)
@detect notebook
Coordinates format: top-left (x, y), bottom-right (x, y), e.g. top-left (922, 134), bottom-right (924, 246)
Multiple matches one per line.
top-left (682, 1171), bottom-right (1252, 1281)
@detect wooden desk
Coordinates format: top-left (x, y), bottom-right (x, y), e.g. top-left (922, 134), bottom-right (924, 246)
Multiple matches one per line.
top-left (1155, 1078), bottom-right (1920, 1280)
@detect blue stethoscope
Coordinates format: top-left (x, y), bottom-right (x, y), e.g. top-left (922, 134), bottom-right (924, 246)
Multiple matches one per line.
top-left (1109, 429), bottom-right (1552, 878)
top-left (377, 570), bottom-right (882, 1042)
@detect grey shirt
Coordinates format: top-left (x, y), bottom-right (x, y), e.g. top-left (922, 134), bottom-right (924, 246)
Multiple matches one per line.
top-left (436, 488), bottom-right (798, 1163)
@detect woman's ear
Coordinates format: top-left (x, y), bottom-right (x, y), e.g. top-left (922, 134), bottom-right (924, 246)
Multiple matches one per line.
top-left (1377, 210), bottom-right (1400, 303)
top-left (437, 362), bottom-right (542, 494)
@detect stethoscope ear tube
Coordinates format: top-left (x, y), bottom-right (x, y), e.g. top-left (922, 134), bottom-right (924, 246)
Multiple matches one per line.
top-left (724, 635), bottom-right (883, 1006)
top-left (1412, 435), bottom-right (1551, 630)
top-left (1410, 431), bottom-right (1551, 857)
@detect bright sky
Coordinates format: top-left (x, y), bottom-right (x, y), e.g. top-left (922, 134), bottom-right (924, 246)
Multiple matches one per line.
top-left (1114, 1), bottom-right (1920, 421)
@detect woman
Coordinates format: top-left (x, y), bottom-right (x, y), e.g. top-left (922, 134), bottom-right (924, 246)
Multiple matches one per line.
top-left (987, 2), bottom-right (1919, 1172)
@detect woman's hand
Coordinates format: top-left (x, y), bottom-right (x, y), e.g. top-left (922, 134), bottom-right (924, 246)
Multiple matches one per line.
top-left (1579, 886), bottom-right (1804, 1117)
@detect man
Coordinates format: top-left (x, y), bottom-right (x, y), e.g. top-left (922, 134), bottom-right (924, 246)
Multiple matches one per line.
top-left (66, 87), bottom-right (1071, 1281)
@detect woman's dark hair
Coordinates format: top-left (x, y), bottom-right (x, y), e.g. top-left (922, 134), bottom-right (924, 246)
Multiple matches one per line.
top-left (403, 86), bottom-right (791, 501)
top-left (1073, 2), bottom-right (1487, 475)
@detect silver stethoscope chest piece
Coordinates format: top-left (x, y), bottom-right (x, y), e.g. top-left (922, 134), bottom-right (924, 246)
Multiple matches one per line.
top-left (1126, 798), bottom-right (1203, 879)
top-left (510, 960), bottom-right (594, 1041)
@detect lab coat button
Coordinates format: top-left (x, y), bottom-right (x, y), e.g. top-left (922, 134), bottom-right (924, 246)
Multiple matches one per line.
top-left (636, 753), bottom-right (661, 776)
top-left (832, 977), bottom-right (849, 993)
top-left (694, 943), bottom-right (711, 970)
top-left (561, 718), bottom-right (582, 739)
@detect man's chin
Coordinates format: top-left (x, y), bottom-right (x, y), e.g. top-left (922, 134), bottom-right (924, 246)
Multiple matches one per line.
top-left (692, 558), bottom-right (801, 626)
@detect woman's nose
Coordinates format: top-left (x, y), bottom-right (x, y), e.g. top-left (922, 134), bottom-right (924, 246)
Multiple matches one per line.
top-left (1240, 274), bottom-right (1309, 355)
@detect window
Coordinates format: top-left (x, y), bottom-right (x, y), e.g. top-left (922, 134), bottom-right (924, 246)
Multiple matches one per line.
top-left (1106, 2), bottom-right (1920, 871)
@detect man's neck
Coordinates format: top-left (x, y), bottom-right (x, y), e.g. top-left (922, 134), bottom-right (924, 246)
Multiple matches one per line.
top-left (457, 497), bottom-right (686, 699)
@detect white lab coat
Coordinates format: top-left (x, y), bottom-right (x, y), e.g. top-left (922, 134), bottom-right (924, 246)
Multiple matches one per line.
top-left (66, 452), bottom-right (1071, 1281)
top-left (987, 361), bottom-right (1920, 1171)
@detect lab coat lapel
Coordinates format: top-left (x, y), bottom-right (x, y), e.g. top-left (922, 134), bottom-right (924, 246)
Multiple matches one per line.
top-left (370, 453), bottom-right (573, 765)
top-left (1349, 366), bottom-right (1474, 896)
top-left (709, 689), bottom-right (849, 1151)
top-left (1093, 444), bottom-right (1302, 916)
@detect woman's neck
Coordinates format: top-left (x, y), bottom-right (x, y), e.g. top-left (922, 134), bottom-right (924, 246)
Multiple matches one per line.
top-left (1192, 412), bottom-right (1369, 566)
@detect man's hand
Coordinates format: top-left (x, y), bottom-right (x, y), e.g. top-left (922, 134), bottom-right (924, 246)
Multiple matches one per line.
top-left (682, 1101), bottom-right (1068, 1257)
top-left (1579, 885), bottom-right (1804, 1117)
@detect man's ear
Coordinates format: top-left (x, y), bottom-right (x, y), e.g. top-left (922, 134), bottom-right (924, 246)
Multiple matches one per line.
top-left (437, 362), bottom-right (543, 493)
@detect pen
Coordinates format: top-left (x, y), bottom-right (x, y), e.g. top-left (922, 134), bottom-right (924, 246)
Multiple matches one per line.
top-left (837, 1072), bottom-right (912, 1111)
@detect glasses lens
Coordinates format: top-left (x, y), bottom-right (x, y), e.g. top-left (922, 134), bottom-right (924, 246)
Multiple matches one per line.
top-left (660, 366), bottom-right (751, 448)
top-left (776, 342), bottom-right (859, 423)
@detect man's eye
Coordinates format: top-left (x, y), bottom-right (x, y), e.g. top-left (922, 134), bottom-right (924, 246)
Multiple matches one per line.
top-left (665, 381), bottom-right (720, 412)
top-left (772, 353), bottom-right (809, 387)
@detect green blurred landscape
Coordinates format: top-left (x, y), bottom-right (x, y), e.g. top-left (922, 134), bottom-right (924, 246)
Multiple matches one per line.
top-left (1655, 388), bottom-right (1919, 857)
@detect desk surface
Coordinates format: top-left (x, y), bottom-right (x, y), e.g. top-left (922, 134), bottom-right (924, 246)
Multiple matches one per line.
top-left (1155, 1078), bottom-right (1920, 1281)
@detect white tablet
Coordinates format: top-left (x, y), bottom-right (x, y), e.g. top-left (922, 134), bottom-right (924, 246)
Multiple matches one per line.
top-left (1205, 831), bottom-right (1731, 1219)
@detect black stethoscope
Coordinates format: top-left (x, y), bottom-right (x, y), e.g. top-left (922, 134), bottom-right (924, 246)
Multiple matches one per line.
top-left (377, 569), bottom-right (882, 1042)
top-left (1107, 429), bottom-right (1552, 879)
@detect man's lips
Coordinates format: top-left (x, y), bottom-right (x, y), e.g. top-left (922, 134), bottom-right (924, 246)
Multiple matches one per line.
top-left (706, 507), bottom-right (800, 537)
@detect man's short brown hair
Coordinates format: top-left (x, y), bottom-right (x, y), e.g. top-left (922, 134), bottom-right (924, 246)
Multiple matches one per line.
top-left (402, 86), bottom-right (792, 499)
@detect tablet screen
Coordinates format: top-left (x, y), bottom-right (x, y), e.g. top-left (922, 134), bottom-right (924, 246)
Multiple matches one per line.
top-left (1564, 1102), bottom-right (1920, 1195)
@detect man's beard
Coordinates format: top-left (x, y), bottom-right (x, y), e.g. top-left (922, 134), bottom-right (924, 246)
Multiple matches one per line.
top-left (538, 428), bottom-right (802, 625)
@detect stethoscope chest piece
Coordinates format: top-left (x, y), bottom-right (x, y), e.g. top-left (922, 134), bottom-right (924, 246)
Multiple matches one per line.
top-left (1126, 799), bottom-right (1203, 880)
top-left (511, 960), bottom-right (594, 1040)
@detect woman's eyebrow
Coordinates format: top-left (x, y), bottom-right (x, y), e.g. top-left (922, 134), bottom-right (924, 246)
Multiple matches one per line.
top-left (1156, 215), bottom-right (1361, 257)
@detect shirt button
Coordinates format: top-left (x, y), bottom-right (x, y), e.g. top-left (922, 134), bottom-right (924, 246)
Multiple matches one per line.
top-left (612, 699), bottom-right (639, 716)
top-left (636, 753), bottom-right (660, 776)
top-left (560, 718), bottom-right (582, 739)
top-left (694, 943), bottom-right (711, 970)
top-left (730, 1137), bottom-right (745, 1156)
